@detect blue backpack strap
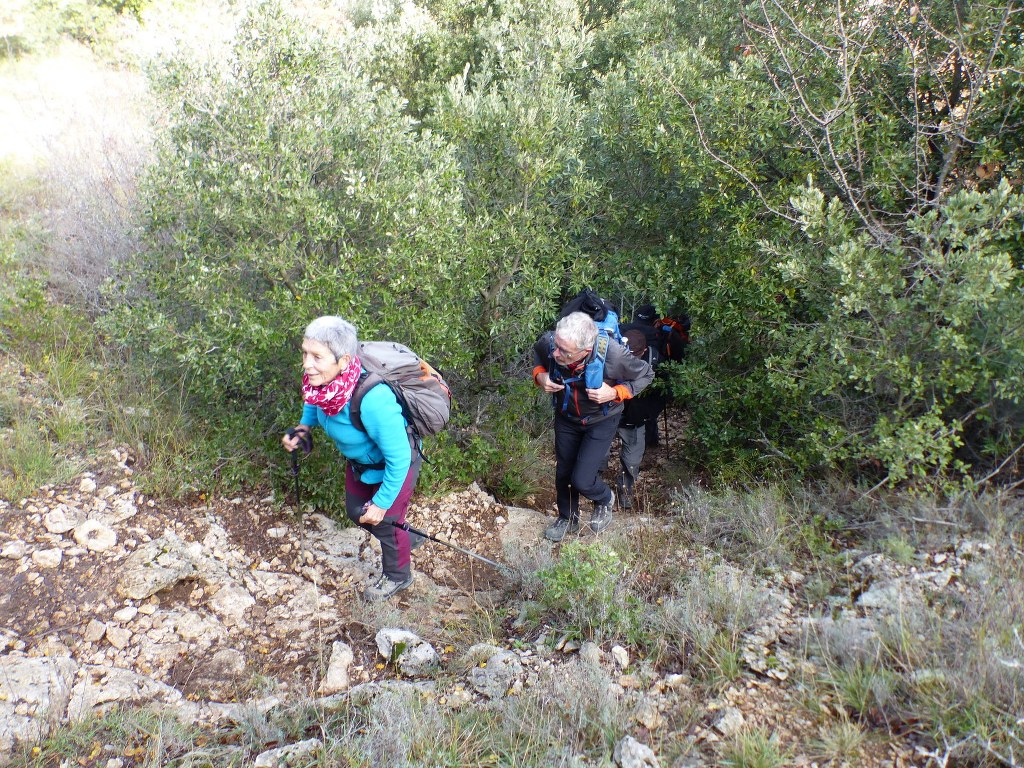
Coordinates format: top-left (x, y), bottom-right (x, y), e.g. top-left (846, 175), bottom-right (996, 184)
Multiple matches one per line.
top-left (585, 332), bottom-right (612, 415)
top-left (584, 332), bottom-right (609, 388)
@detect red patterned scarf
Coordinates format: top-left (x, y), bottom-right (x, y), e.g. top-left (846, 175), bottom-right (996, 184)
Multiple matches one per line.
top-left (301, 356), bottom-right (362, 417)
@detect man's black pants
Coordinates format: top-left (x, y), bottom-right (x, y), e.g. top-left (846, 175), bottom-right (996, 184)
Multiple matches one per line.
top-left (554, 413), bottom-right (618, 523)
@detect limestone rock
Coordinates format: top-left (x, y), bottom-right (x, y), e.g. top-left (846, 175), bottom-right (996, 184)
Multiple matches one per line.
top-left (611, 645), bottom-right (630, 670)
top-left (1, 539), bottom-right (27, 559)
top-left (208, 583), bottom-right (256, 626)
top-left (375, 628), bottom-right (439, 677)
top-left (32, 548), bottom-right (63, 569)
top-left (105, 625), bottom-right (132, 650)
top-left (713, 707), bottom-right (745, 738)
top-left (66, 666), bottom-right (186, 722)
top-left (117, 533), bottom-right (196, 600)
top-left (0, 655), bottom-right (79, 754)
top-left (74, 519), bottom-right (117, 552)
top-left (579, 641), bottom-right (604, 666)
top-left (319, 641), bottom-right (355, 695)
top-left (468, 648), bottom-right (523, 699)
top-left (614, 735), bottom-right (661, 768)
top-left (253, 738), bottom-right (322, 767)
top-left (43, 506), bottom-right (80, 534)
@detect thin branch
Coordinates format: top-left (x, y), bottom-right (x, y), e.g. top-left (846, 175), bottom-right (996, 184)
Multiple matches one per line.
top-left (664, 78), bottom-right (801, 224)
top-left (976, 439), bottom-right (1024, 486)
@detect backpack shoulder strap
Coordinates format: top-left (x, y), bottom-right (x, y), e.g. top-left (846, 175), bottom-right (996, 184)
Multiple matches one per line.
top-left (348, 371), bottom-right (384, 433)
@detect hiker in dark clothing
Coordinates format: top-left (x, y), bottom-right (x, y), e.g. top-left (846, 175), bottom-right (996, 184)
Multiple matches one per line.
top-left (615, 329), bottom-right (667, 509)
top-left (626, 304), bottom-right (687, 448)
top-left (532, 312), bottom-right (654, 541)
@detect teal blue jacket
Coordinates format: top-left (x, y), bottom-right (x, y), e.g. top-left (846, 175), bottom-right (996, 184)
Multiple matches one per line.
top-left (300, 380), bottom-right (411, 510)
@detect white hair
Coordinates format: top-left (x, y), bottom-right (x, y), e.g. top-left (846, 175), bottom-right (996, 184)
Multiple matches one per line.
top-left (303, 316), bottom-right (358, 360)
top-left (555, 312), bottom-right (598, 351)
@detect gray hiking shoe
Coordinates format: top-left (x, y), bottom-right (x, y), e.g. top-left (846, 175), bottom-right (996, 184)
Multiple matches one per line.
top-left (363, 573), bottom-right (413, 601)
top-left (544, 517), bottom-right (580, 542)
top-left (590, 491), bottom-right (615, 533)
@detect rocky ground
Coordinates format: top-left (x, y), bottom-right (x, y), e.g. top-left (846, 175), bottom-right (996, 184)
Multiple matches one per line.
top-left (3, 429), bottom-right (996, 767)
top-left (0, 338), bottom-right (1004, 768)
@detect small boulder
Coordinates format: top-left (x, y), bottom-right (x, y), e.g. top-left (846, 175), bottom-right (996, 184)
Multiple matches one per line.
top-left (614, 735), bottom-right (661, 768)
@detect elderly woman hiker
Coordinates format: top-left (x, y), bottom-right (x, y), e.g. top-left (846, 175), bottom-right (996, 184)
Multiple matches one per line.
top-left (532, 311), bottom-right (654, 541)
top-left (282, 315), bottom-right (423, 601)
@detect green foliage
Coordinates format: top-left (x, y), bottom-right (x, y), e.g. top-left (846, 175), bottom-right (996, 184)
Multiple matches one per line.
top-left (17, 0), bottom-right (149, 52)
top-left (0, 254), bottom-right (87, 499)
top-left (827, 660), bottom-right (899, 721)
top-left (537, 539), bottom-right (640, 641)
top-left (565, 0), bottom-right (1024, 487)
top-left (770, 179), bottom-right (1024, 488)
top-left (103, 0), bottom-right (601, 497)
top-left (97, 0), bottom-right (1024, 494)
top-left (812, 717), bottom-right (867, 764)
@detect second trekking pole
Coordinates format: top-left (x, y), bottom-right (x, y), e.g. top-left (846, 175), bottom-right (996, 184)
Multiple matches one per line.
top-left (390, 520), bottom-right (509, 575)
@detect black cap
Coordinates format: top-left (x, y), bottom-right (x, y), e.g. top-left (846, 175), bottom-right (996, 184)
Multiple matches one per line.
top-left (634, 304), bottom-right (657, 324)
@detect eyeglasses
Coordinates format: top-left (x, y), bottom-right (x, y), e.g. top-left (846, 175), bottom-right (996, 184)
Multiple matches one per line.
top-left (554, 342), bottom-right (587, 360)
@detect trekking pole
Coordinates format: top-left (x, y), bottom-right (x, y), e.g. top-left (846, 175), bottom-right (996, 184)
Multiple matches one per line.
top-left (290, 448), bottom-right (301, 512)
top-left (390, 520), bottom-right (509, 574)
top-left (285, 427), bottom-right (312, 513)
top-left (663, 407), bottom-right (670, 446)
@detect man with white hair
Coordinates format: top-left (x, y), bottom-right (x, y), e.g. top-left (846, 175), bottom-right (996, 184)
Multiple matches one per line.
top-left (532, 312), bottom-right (654, 541)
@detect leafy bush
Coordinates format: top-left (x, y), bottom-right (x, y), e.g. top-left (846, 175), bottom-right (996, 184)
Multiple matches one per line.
top-left (580, 0), bottom-right (1024, 487)
top-left (537, 540), bottom-right (640, 642)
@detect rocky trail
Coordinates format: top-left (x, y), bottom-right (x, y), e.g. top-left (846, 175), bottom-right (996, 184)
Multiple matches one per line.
top-left (2, 431), bottom-right (998, 767)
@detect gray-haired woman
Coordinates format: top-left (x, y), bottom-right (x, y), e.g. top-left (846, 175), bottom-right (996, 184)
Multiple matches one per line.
top-left (282, 315), bottom-right (421, 601)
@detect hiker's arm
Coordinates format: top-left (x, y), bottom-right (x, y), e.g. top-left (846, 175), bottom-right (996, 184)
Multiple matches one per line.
top-left (532, 334), bottom-right (564, 393)
top-left (607, 343), bottom-right (656, 398)
top-left (359, 385), bottom-right (413, 511)
top-left (533, 366), bottom-right (564, 393)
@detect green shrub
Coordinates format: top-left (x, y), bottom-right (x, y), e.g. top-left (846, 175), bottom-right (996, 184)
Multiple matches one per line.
top-left (537, 540), bottom-right (639, 642)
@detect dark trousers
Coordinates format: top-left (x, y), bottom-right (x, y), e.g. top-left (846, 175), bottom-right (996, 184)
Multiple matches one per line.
top-left (646, 417), bottom-right (659, 446)
top-left (345, 454), bottom-right (422, 581)
top-left (617, 422), bottom-right (646, 491)
top-left (554, 414), bottom-right (618, 523)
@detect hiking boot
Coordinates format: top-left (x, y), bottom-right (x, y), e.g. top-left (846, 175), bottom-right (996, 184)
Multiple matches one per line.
top-left (544, 517), bottom-right (580, 542)
top-left (363, 573), bottom-right (413, 601)
top-left (590, 491), bottom-right (615, 533)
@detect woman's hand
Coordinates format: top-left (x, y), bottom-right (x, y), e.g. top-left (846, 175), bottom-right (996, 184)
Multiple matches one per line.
top-left (359, 502), bottom-right (387, 525)
top-left (586, 383), bottom-right (618, 404)
top-left (537, 372), bottom-right (565, 394)
top-left (282, 426), bottom-right (311, 453)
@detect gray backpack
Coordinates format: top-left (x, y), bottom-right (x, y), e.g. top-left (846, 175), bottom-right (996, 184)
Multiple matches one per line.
top-left (349, 341), bottom-right (452, 441)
